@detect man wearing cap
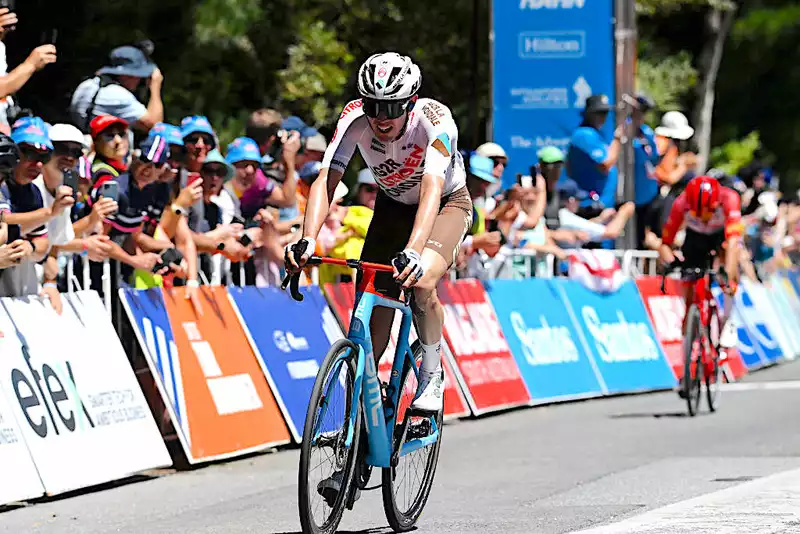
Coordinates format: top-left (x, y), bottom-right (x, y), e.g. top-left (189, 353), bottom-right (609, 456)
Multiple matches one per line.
top-left (475, 142), bottom-right (508, 183)
top-left (70, 44), bottom-right (164, 134)
top-left (0, 117), bottom-right (53, 296)
top-left (566, 93), bottom-right (624, 212)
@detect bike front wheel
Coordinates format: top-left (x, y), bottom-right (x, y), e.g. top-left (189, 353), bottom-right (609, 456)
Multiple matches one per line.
top-left (382, 343), bottom-right (444, 532)
top-left (683, 304), bottom-right (703, 417)
top-left (298, 339), bottom-right (362, 534)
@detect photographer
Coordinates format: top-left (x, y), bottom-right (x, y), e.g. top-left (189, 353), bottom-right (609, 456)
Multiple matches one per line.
top-left (0, 6), bottom-right (57, 133)
top-left (0, 118), bottom-right (51, 297)
top-left (70, 43), bottom-right (163, 134)
top-left (0, 132), bottom-right (25, 268)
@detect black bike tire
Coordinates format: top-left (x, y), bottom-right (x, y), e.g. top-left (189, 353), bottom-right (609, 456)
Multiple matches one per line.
top-left (382, 342), bottom-right (444, 532)
top-left (706, 308), bottom-right (723, 412)
top-left (298, 339), bottom-right (362, 534)
top-left (683, 305), bottom-right (703, 417)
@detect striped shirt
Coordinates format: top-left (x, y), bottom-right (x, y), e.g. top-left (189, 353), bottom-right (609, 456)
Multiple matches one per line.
top-left (91, 172), bottom-right (159, 236)
top-left (0, 180), bottom-right (48, 238)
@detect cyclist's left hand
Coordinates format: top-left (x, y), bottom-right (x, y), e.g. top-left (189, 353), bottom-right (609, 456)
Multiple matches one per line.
top-left (392, 248), bottom-right (424, 289)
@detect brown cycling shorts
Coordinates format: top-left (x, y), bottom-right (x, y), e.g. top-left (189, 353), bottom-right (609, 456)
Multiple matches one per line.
top-left (359, 186), bottom-right (473, 299)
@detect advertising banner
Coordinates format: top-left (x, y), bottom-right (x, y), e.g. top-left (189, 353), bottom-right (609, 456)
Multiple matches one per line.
top-left (323, 283), bottom-right (471, 419)
top-left (761, 277), bottom-right (800, 360)
top-left (492, 0), bottom-right (615, 186)
top-left (483, 278), bottom-right (604, 402)
top-left (121, 287), bottom-right (290, 464)
top-left (558, 280), bottom-right (677, 393)
top-left (736, 279), bottom-right (783, 366)
top-left (438, 280), bottom-right (532, 413)
top-left (0, 292), bottom-right (170, 495)
top-left (228, 286), bottom-right (346, 442)
top-left (0, 381), bottom-right (44, 505)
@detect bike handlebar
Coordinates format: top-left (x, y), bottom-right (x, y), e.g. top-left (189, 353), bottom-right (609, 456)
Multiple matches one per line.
top-left (659, 260), bottom-right (726, 295)
top-left (281, 255), bottom-right (397, 302)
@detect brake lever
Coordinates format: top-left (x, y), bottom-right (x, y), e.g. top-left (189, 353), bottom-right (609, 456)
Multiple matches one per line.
top-left (289, 272), bottom-right (304, 302)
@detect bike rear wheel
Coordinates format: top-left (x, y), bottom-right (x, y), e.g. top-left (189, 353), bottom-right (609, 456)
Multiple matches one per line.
top-left (683, 305), bottom-right (703, 417)
top-left (382, 343), bottom-right (444, 532)
top-left (299, 339), bottom-right (362, 534)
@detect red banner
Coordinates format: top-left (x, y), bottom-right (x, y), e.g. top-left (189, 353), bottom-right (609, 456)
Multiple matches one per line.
top-left (323, 283), bottom-right (471, 419)
top-left (635, 277), bottom-right (747, 381)
top-left (437, 279), bottom-right (531, 414)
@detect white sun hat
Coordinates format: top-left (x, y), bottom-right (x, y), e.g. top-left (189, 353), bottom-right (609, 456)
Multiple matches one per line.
top-left (655, 111), bottom-right (695, 140)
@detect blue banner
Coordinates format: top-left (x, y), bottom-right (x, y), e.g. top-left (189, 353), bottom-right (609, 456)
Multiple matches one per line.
top-left (558, 280), bottom-right (676, 393)
top-left (735, 280), bottom-right (782, 366)
top-left (228, 286), bottom-right (346, 442)
top-left (492, 0), bottom-right (615, 187)
top-left (119, 288), bottom-right (187, 434)
top-left (484, 278), bottom-right (605, 401)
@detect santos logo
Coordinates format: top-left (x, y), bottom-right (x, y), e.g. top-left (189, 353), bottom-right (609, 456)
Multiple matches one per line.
top-left (520, 0), bottom-right (585, 9)
top-left (273, 330), bottom-right (310, 353)
top-left (509, 312), bottom-right (579, 365)
top-left (581, 307), bottom-right (659, 362)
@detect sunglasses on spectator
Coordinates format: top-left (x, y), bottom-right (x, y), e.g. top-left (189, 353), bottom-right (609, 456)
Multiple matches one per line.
top-left (362, 98), bottom-right (409, 120)
top-left (185, 134), bottom-right (214, 146)
top-left (20, 145), bottom-right (52, 164)
top-left (489, 157), bottom-right (507, 167)
top-left (361, 184), bottom-right (378, 193)
top-left (54, 143), bottom-right (84, 159)
top-left (202, 165), bottom-right (228, 178)
top-left (233, 160), bottom-right (259, 170)
top-left (99, 128), bottom-right (127, 142)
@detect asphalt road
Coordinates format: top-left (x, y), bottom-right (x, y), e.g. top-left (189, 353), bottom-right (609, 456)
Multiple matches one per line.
top-left (3, 361), bottom-right (800, 534)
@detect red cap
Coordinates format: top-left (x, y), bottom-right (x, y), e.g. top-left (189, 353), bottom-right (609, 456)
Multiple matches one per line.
top-left (90, 115), bottom-right (129, 138)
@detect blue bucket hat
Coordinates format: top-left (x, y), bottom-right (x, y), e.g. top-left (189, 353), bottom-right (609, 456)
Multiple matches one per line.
top-left (180, 116), bottom-right (216, 145)
top-left (298, 161), bottom-right (322, 183)
top-left (468, 153), bottom-right (497, 183)
top-left (149, 123), bottom-right (184, 147)
top-left (138, 135), bottom-right (170, 165)
top-left (226, 137), bottom-right (262, 165)
top-left (557, 178), bottom-right (589, 201)
top-left (11, 117), bottom-right (53, 151)
top-left (98, 46), bottom-right (156, 79)
top-left (282, 116), bottom-right (318, 138)
top-left (202, 150), bottom-right (234, 180)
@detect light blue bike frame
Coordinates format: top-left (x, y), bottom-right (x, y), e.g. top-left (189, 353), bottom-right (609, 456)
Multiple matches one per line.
top-left (316, 289), bottom-right (440, 468)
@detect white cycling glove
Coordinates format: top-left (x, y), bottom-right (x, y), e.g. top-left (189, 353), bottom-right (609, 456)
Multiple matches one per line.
top-left (392, 248), bottom-right (424, 283)
top-left (284, 237), bottom-right (316, 269)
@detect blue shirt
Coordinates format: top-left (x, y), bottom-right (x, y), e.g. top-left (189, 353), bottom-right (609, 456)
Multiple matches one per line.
top-left (566, 126), bottom-right (618, 208)
top-left (633, 124), bottom-right (660, 205)
top-left (0, 179), bottom-right (47, 238)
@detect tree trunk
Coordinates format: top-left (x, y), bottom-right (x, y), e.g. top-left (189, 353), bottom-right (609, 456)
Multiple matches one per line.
top-left (693, 5), bottom-right (737, 173)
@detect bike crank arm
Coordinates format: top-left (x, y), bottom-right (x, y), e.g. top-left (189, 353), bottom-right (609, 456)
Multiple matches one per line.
top-left (390, 408), bottom-right (439, 467)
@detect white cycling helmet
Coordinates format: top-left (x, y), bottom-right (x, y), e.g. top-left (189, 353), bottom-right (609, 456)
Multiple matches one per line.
top-left (357, 52), bottom-right (421, 101)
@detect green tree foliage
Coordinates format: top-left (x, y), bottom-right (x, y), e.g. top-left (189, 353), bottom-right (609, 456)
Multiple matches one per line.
top-left (709, 130), bottom-right (762, 174)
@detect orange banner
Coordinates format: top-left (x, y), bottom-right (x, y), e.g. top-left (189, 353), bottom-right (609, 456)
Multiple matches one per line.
top-left (162, 286), bottom-right (290, 459)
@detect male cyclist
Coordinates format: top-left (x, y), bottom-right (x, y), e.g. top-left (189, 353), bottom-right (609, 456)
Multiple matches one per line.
top-left (285, 52), bottom-right (471, 413)
top-left (658, 175), bottom-right (742, 383)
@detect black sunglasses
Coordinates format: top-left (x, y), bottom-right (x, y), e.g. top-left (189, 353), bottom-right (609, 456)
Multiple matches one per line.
top-left (362, 98), bottom-right (409, 120)
top-left (20, 145), bottom-right (52, 164)
top-left (54, 144), bottom-right (84, 159)
top-left (202, 165), bottom-right (228, 178)
top-left (185, 133), bottom-right (214, 147)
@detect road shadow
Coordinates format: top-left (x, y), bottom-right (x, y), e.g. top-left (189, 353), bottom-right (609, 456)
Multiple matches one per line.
top-left (274, 529), bottom-right (396, 534)
top-left (608, 411), bottom-right (690, 419)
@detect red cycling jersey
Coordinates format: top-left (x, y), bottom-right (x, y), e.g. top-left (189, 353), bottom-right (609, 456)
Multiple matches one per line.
top-left (662, 185), bottom-right (743, 246)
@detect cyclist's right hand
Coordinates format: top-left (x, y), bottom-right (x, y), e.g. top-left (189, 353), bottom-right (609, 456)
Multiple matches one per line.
top-left (284, 237), bottom-right (316, 273)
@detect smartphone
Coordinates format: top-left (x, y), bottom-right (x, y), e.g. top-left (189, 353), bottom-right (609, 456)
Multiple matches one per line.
top-left (0, 0), bottom-right (15, 32)
top-left (239, 233), bottom-right (253, 247)
top-left (152, 247), bottom-right (184, 273)
top-left (62, 168), bottom-right (78, 193)
top-left (231, 214), bottom-right (245, 226)
top-left (517, 174), bottom-right (533, 188)
top-left (487, 219), bottom-right (499, 233)
top-left (40, 29), bottom-right (57, 46)
top-left (6, 222), bottom-right (20, 243)
top-left (187, 172), bottom-right (202, 187)
top-left (100, 180), bottom-right (119, 202)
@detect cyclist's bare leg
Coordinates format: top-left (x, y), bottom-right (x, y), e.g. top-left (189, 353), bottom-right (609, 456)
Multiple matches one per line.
top-left (411, 249), bottom-right (449, 376)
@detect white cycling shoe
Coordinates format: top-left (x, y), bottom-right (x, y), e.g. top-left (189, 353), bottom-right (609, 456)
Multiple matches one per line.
top-left (719, 319), bottom-right (738, 349)
top-left (411, 369), bottom-right (445, 412)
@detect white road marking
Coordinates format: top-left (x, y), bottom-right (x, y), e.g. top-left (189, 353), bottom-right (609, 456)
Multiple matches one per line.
top-left (574, 467), bottom-right (800, 533)
top-left (720, 380), bottom-right (800, 392)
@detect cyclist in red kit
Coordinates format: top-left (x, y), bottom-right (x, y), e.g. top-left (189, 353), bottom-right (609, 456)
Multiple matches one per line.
top-left (658, 175), bottom-right (743, 355)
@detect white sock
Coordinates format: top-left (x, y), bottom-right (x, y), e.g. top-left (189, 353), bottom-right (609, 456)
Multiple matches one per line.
top-left (420, 341), bottom-right (442, 377)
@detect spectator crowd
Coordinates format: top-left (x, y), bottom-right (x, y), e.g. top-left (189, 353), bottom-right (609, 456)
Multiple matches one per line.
top-left (0, 12), bottom-right (795, 321)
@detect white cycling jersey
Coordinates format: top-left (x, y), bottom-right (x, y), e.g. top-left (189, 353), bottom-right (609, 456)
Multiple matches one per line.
top-left (321, 98), bottom-right (466, 205)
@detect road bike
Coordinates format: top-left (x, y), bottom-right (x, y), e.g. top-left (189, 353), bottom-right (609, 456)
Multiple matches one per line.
top-left (283, 255), bottom-right (444, 534)
top-left (661, 261), bottom-right (727, 416)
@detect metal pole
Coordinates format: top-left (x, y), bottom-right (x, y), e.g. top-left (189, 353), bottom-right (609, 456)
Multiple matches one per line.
top-left (487, 0), bottom-right (495, 141)
top-left (615, 0), bottom-right (638, 250)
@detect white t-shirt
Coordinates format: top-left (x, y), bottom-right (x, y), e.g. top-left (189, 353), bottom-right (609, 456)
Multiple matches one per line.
top-left (34, 175), bottom-right (75, 247)
top-left (0, 41), bottom-right (10, 126)
top-left (69, 76), bottom-right (147, 132)
top-left (321, 98), bottom-right (466, 205)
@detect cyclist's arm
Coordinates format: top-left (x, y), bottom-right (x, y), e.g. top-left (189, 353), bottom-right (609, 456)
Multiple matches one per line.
top-left (406, 173), bottom-right (444, 254)
top-left (301, 100), bottom-right (362, 243)
top-left (658, 192), bottom-right (688, 263)
top-left (722, 189), bottom-right (743, 285)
